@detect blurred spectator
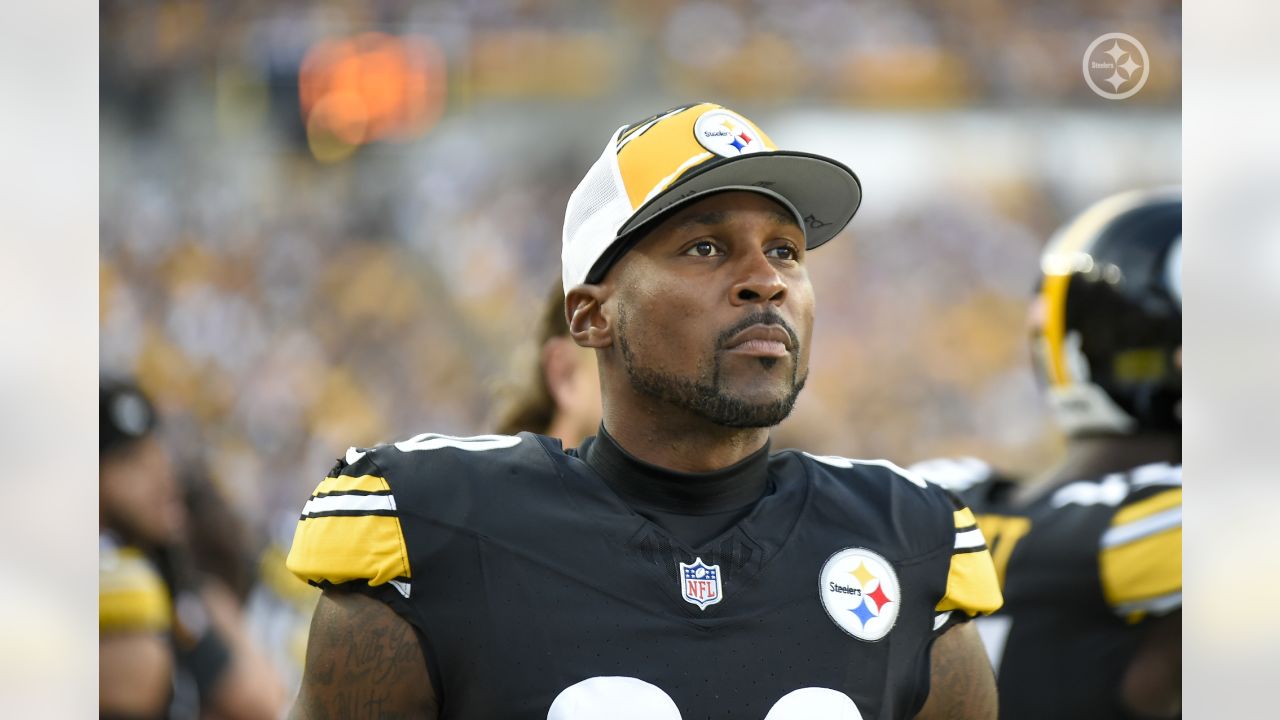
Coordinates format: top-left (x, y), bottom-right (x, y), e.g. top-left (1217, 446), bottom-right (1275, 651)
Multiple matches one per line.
top-left (100, 379), bottom-right (286, 719)
top-left (492, 279), bottom-right (603, 446)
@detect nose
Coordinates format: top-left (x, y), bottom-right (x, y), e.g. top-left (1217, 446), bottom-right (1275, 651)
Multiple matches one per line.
top-left (730, 250), bottom-right (787, 306)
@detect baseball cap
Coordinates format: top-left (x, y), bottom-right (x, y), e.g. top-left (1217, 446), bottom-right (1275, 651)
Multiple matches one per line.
top-left (562, 102), bottom-right (862, 292)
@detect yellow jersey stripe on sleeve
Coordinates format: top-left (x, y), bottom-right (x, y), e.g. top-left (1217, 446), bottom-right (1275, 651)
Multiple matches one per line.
top-left (954, 507), bottom-right (977, 529)
top-left (287, 513), bottom-right (411, 587)
top-left (935, 547), bottom-right (1003, 615)
top-left (286, 473), bottom-right (412, 591)
top-left (1100, 524), bottom-right (1181, 616)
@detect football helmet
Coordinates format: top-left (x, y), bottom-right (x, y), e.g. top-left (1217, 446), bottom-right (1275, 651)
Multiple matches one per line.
top-left (1031, 187), bottom-right (1181, 435)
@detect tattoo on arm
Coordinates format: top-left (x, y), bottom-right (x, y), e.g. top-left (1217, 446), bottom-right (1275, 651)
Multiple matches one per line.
top-left (914, 622), bottom-right (997, 720)
top-left (290, 590), bottom-right (438, 720)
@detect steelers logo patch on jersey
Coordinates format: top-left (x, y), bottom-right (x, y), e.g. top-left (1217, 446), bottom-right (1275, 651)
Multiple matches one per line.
top-left (693, 109), bottom-right (765, 158)
top-left (819, 548), bottom-right (901, 641)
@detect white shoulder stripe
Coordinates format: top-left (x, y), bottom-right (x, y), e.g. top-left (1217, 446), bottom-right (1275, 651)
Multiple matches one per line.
top-left (908, 457), bottom-right (992, 491)
top-left (1130, 462), bottom-right (1182, 488)
top-left (933, 611), bottom-right (953, 631)
top-left (302, 494), bottom-right (397, 517)
top-left (955, 528), bottom-right (987, 550)
top-left (1101, 507), bottom-right (1181, 549)
top-left (1114, 590), bottom-right (1181, 617)
top-left (803, 454), bottom-right (928, 488)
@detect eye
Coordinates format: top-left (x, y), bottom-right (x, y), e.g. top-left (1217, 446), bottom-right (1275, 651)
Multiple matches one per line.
top-left (767, 243), bottom-right (801, 261)
top-left (684, 240), bottom-right (722, 258)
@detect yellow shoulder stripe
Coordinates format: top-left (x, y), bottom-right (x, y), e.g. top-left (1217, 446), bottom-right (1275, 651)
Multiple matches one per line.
top-left (99, 549), bottom-right (171, 632)
top-left (953, 507), bottom-right (977, 528)
top-left (1100, 524), bottom-right (1181, 610)
top-left (1113, 487), bottom-right (1181, 526)
top-left (287, 513), bottom-right (410, 587)
top-left (936, 548), bottom-right (1003, 615)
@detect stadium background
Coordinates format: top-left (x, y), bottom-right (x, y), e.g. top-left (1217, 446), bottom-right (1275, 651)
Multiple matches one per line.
top-left (98, 0), bottom-right (1180, 695)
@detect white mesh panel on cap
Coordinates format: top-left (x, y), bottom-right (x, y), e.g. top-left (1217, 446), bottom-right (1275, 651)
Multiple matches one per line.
top-left (562, 127), bottom-right (635, 291)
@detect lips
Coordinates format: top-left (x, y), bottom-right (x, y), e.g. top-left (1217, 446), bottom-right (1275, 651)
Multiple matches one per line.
top-left (724, 323), bottom-right (794, 357)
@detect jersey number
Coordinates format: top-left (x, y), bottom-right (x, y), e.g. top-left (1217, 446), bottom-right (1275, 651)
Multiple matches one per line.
top-left (548, 678), bottom-right (864, 719)
top-left (393, 433), bottom-right (522, 453)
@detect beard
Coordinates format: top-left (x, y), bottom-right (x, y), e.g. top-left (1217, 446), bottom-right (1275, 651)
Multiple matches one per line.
top-left (616, 309), bottom-right (807, 428)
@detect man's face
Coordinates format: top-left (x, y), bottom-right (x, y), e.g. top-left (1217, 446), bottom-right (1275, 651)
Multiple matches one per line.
top-left (100, 436), bottom-right (186, 546)
top-left (607, 191), bottom-right (815, 427)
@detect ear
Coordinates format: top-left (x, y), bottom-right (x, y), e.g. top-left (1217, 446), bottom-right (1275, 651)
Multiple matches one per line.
top-left (565, 284), bottom-right (612, 349)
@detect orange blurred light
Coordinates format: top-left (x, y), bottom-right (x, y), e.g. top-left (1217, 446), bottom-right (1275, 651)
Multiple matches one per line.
top-left (299, 33), bottom-right (446, 160)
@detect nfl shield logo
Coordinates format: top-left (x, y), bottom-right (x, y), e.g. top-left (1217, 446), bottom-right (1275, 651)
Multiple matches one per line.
top-left (679, 557), bottom-right (723, 610)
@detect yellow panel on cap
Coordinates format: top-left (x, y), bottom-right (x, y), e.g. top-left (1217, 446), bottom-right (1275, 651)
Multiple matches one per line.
top-left (616, 103), bottom-right (776, 210)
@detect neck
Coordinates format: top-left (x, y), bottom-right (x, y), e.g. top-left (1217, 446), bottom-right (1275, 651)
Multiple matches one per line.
top-left (601, 400), bottom-right (770, 474)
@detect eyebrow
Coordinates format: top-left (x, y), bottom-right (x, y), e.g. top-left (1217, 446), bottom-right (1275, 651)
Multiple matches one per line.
top-left (672, 208), bottom-right (801, 233)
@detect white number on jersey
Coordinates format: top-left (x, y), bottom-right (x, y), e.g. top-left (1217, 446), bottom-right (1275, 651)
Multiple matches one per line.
top-left (393, 433), bottom-right (522, 453)
top-left (547, 677), bottom-right (863, 719)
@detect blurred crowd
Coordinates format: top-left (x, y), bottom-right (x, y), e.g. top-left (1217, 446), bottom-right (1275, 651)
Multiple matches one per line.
top-left (99, 0), bottom-right (1180, 705)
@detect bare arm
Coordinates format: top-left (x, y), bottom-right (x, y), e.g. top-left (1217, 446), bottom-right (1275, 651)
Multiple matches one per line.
top-left (201, 580), bottom-right (288, 720)
top-left (914, 622), bottom-right (997, 720)
top-left (291, 590), bottom-right (438, 720)
top-left (1120, 610), bottom-right (1181, 718)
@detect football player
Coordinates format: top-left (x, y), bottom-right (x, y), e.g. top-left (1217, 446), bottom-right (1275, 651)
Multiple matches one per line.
top-left (912, 188), bottom-right (1182, 719)
top-left (100, 379), bottom-right (285, 719)
top-left (287, 102), bottom-right (1003, 719)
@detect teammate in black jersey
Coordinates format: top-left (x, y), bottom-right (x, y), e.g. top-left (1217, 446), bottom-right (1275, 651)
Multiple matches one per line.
top-left (913, 188), bottom-right (1182, 720)
top-left (287, 102), bottom-right (1003, 719)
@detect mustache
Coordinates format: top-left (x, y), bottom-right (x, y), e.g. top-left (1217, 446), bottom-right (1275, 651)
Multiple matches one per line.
top-left (716, 310), bottom-right (801, 353)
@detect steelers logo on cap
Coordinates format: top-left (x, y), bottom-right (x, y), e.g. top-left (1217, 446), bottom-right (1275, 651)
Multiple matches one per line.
top-left (693, 109), bottom-right (765, 158)
top-left (818, 547), bottom-right (901, 642)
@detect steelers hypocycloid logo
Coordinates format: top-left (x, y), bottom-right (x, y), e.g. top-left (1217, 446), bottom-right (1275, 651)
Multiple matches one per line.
top-left (819, 548), bottom-right (901, 641)
top-left (693, 109), bottom-right (765, 158)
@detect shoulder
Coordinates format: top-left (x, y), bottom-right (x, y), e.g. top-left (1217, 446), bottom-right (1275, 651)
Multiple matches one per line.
top-left (100, 535), bottom-right (171, 633)
top-left (794, 450), bottom-right (956, 505)
top-left (908, 456), bottom-right (1004, 494)
top-left (783, 450), bottom-right (964, 544)
top-left (1048, 461), bottom-right (1181, 511)
top-left (1096, 462), bottom-right (1182, 621)
top-left (785, 452), bottom-right (1004, 626)
top-left (790, 450), bottom-right (931, 490)
top-left (340, 431), bottom-right (554, 489)
top-left (286, 431), bottom-right (558, 597)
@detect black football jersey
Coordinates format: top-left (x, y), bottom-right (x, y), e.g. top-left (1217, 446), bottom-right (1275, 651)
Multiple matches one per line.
top-left (912, 458), bottom-right (1182, 720)
top-left (288, 433), bottom-right (1002, 720)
